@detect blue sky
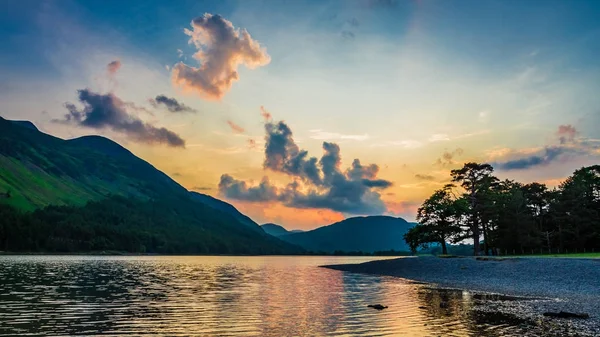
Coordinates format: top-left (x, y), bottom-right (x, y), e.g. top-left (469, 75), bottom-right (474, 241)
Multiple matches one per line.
top-left (1, 0), bottom-right (600, 228)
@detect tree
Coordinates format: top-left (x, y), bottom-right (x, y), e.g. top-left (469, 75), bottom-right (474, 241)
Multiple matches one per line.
top-left (414, 185), bottom-right (465, 254)
top-left (404, 225), bottom-right (434, 255)
top-left (551, 165), bottom-right (600, 250)
top-left (450, 163), bottom-right (498, 255)
top-left (521, 182), bottom-right (550, 249)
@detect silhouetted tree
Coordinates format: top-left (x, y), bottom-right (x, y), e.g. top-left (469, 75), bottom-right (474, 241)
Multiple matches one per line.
top-left (415, 185), bottom-right (466, 254)
top-left (450, 163), bottom-right (498, 255)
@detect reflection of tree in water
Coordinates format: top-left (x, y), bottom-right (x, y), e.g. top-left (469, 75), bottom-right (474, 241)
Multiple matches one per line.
top-left (2, 257), bottom-right (548, 336)
top-left (416, 287), bottom-right (534, 337)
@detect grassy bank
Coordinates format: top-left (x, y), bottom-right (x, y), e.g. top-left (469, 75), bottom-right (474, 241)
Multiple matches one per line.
top-left (508, 252), bottom-right (600, 258)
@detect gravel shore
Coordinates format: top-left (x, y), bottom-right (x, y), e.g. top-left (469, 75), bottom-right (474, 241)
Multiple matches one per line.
top-left (322, 256), bottom-right (600, 335)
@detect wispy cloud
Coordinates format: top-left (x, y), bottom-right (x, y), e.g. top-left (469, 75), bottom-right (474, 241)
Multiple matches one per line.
top-left (149, 95), bottom-right (197, 113)
top-left (414, 174), bottom-right (436, 181)
top-left (227, 120), bottom-right (245, 134)
top-left (191, 186), bottom-right (212, 192)
top-left (428, 133), bottom-right (450, 142)
top-left (106, 60), bottom-right (121, 76)
top-left (493, 125), bottom-right (600, 171)
top-left (260, 105), bottom-right (272, 121)
top-left (434, 148), bottom-right (464, 167)
top-left (308, 129), bottom-right (369, 141)
top-left (372, 140), bottom-right (423, 149)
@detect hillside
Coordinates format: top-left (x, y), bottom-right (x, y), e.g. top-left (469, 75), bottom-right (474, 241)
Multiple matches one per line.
top-left (278, 216), bottom-right (414, 253)
top-left (0, 117), bottom-right (187, 210)
top-left (190, 192), bottom-right (263, 232)
top-left (0, 117), bottom-right (299, 254)
top-left (261, 223), bottom-right (304, 236)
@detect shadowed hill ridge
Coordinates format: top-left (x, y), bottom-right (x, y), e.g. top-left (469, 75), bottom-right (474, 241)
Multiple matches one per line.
top-left (277, 216), bottom-right (414, 253)
top-left (0, 117), bottom-right (300, 254)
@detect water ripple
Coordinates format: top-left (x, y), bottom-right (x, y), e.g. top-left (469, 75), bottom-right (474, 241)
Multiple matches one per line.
top-left (0, 256), bottom-right (527, 336)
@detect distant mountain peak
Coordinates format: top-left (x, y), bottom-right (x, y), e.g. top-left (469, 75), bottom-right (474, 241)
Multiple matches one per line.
top-left (261, 223), bottom-right (304, 237)
top-left (277, 215), bottom-right (414, 253)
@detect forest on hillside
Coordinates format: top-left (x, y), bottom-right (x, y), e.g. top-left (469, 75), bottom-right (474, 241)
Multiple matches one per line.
top-left (405, 163), bottom-right (600, 256)
top-left (0, 195), bottom-right (300, 255)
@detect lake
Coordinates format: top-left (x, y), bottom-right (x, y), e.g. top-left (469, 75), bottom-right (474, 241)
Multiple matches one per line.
top-left (0, 256), bottom-right (526, 336)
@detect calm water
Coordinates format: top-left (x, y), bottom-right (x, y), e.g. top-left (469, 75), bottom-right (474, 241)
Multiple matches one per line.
top-left (0, 256), bottom-right (525, 336)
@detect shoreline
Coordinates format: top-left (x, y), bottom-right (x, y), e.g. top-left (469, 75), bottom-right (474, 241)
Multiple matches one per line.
top-left (322, 256), bottom-right (600, 336)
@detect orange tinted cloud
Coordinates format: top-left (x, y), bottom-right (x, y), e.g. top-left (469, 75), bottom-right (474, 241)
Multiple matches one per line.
top-left (107, 60), bottom-right (121, 75)
top-left (227, 120), bottom-right (245, 134)
top-left (557, 124), bottom-right (577, 144)
top-left (172, 14), bottom-right (270, 100)
top-left (260, 105), bottom-right (272, 121)
top-left (385, 200), bottom-right (420, 220)
top-left (233, 201), bottom-right (345, 230)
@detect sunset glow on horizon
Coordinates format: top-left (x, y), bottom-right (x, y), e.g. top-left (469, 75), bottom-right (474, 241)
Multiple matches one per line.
top-left (2, 0), bottom-right (599, 229)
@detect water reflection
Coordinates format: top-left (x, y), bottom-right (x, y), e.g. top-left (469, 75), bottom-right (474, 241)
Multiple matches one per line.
top-left (0, 256), bottom-right (531, 336)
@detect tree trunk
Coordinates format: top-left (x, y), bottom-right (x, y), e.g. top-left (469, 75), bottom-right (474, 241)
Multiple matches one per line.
top-left (482, 223), bottom-right (489, 256)
top-left (473, 218), bottom-right (480, 256)
top-left (441, 240), bottom-right (448, 255)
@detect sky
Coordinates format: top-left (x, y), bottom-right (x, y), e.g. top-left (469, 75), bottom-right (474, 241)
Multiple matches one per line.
top-left (1, 0), bottom-right (600, 230)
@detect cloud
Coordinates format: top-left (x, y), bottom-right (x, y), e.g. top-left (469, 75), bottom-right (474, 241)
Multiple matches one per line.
top-left (192, 186), bottom-right (212, 191)
top-left (435, 148), bottom-right (464, 167)
top-left (264, 120), bottom-right (323, 185)
top-left (493, 147), bottom-right (566, 170)
top-left (428, 133), bottom-right (450, 142)
top-left (177, 49), bottom-right (184, 58)
top-left (493, 125), bottom-right (599, 171)
top-left (219, 119), bottom-right (393, 215)
top-left (149, 95), bottom-right (197, 113)
top-left (57, 89), bottom-right (186, 147)
top-left (227, 120), bottom-right (245, 134)
top-left (347, 18), bottom-right (360, 27)
top-left (260, 105), bottom-right (272, 121)
top-left (106, 60), bottom-right (121, 75)
top-left (219, 174), bottom-right (280, 202)
top-left (373, 140), bottom-right (423, 149)
top-left (366, 0), bottom-right (398, 8)
top-left (172, 13), bottom-right (271, 100)
top-left (557, 124), bottom-right (577, 144)
top-left (309, 129), bottom-right (369, 141)
top-left (341, 31), bottom-right (355, 40)
top-left (386, 200), bottom-right (420, 220)
top-left (415, 174), bottom-right (436, 181)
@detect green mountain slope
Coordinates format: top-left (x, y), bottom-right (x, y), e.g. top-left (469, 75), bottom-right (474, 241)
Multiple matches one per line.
top-left (278, 216), bottom-right (414, 253)
top-left (0, 117), bottom-right (300, 254)
top-left (0, 117), bottom-right (186, 210)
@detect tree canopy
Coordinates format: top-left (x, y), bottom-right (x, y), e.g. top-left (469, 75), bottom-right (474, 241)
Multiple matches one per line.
top-left (406, 163), bottom-right (600, 256)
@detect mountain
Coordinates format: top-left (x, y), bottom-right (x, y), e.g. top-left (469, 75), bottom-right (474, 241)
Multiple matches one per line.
top-left (190, 192), bottom-right (263, 232)
top-left (0, 117), bottom-right (300, 254)
top-left (0, 117), bottom-right (187, 211)
top-left (10, 120), bottom-right (38, 131)
top-left (261, 223), bottom-right (304, 236)
top-left (277, 216), bottom-right (414, 253)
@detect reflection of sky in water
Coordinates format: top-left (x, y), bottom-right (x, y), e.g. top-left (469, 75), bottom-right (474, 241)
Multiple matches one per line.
top-left (0, 256), bottom-right (526, 336)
